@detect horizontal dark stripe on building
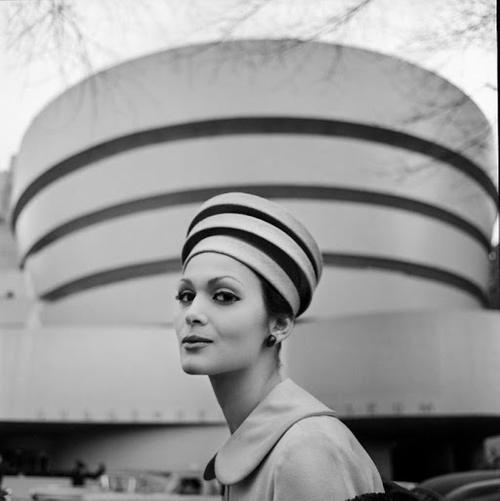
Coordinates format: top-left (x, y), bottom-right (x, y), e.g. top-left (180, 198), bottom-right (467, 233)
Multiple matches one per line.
top-left (20, 185), bottom-right (491, 268)
top-left (39, 253), bottom-right (488, 306)
top-left (11, 116), bottom-right (498, 231)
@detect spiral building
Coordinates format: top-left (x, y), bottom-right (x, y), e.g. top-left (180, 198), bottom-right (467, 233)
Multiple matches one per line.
top-left (1, 40), bottom-right (499, 480)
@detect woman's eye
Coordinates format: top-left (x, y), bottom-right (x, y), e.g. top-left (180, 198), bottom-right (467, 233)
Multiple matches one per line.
top-left (213, 291), bottom-right (239, 304)
top-left (175, 290), bottom-right (194, 304)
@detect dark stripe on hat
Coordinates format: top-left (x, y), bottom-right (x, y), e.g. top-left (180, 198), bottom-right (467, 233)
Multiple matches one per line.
top-left (187, 203), bottom-right (320, 280)
top-left (38, 254), bottom-right (487, 306)
top-left (182, 227), bottom-right (313, 315)
top-left (11, 116), bottom-right (497, 231)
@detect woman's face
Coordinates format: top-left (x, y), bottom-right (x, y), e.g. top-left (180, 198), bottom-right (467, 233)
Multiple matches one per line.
top-left (174, 252), bottom-right (270, 375)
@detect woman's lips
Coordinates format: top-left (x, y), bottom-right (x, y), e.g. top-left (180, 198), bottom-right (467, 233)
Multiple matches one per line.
top-left (182, 335), bottom-right (213, 344)
top-left (182, 335), bottom-right (213, 349)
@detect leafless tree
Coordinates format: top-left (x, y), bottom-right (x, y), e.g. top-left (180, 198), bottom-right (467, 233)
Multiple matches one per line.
top-left (2, 0), bottom-right (494, 81)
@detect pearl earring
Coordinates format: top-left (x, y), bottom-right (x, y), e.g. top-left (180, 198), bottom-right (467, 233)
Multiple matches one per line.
top-left (265, 334), bottom-right (277, 347)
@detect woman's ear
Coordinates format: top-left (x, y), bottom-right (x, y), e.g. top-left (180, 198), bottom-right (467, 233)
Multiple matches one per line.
top-left (268, 315), bottom-right (294, 343)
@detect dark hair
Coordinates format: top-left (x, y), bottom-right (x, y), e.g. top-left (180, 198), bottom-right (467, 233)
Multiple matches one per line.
top-left (255, 276), bottom-right (294, 365)
top-left (258, 276), bottom-right (294, 319)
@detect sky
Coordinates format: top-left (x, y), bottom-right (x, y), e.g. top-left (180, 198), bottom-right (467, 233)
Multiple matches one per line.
top-left (0, 0), bottom-right (497, 241)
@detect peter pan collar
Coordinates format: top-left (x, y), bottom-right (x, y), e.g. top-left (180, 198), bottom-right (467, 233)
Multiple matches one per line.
top-left (204, 378), bottom-right (336, 485)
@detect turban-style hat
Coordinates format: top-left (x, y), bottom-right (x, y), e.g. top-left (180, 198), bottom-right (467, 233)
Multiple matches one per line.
top-left (181, 192), bottom-right (323, 317)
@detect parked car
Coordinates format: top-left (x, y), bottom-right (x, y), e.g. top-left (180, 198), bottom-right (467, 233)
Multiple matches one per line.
top-left (445, 478), bottom-right (500, 501)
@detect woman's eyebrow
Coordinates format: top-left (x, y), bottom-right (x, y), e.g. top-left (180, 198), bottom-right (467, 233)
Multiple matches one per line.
top-left (208, 276), bottom-right (243, 287)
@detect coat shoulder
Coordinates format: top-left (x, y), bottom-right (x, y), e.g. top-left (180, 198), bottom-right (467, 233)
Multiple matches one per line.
top-left (268, 415), bottom-right (384, 499)
top-left (275, 414), bottom-right (361, 456)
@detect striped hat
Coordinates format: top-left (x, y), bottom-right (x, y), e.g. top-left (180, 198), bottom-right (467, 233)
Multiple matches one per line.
top-left (181, 192), bottom-right (323, 317)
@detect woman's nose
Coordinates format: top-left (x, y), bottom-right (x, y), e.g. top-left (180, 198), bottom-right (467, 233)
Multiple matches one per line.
top-left (185, 305), bottom-right (208, 326)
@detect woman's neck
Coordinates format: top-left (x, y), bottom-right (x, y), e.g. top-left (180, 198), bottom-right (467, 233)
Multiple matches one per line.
top-left (210, 366), bottom-right (282, 434)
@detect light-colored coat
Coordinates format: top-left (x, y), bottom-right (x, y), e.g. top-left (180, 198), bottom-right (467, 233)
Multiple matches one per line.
top-left (204, 379), bottom-right (384, 500)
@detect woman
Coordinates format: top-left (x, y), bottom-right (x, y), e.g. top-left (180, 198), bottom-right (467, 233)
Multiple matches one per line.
top-left (174, 192), bottom-right (384, 500)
